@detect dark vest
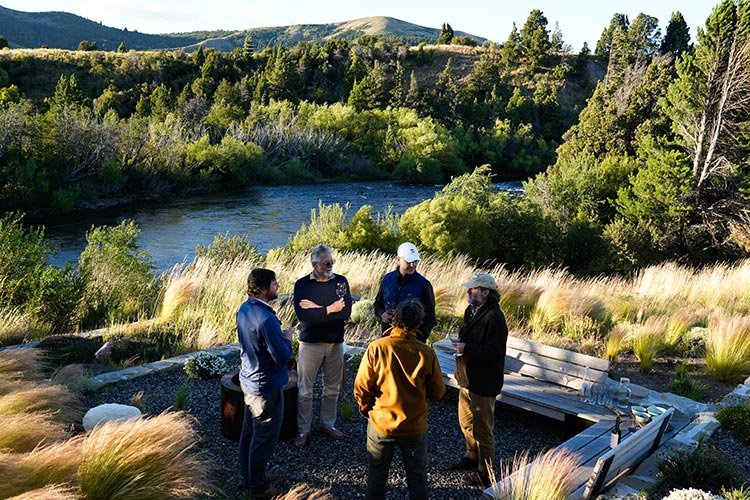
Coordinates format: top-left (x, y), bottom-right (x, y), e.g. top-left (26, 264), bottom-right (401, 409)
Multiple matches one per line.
top-left (382, 270), bottom-right (429, 307)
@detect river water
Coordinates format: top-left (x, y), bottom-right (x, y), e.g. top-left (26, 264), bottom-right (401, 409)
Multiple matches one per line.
top-left (39, 181), bottom-right (522, 273)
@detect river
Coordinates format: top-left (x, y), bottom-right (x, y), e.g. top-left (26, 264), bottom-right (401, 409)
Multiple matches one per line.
top-left (38, 181), bottom-right (522, 273)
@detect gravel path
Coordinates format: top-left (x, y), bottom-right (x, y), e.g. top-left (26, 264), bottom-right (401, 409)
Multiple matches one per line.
top-left (83, 352), bottom-right (563, 499)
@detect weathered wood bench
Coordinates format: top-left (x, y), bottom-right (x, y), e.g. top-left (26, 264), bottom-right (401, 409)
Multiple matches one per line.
top-left (432, 336), bottom-right (688, 499)
top-left (433, 335), bottom-right (612, 423)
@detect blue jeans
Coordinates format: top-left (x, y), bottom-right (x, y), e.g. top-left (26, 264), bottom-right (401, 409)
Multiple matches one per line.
top-left (238, 388), bottom-right (283, 493)
top-left (366, 422), bottom-right (428, 500)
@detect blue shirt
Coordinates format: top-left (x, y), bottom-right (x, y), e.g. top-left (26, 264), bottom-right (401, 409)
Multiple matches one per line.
top-left (236, 297), bottom-right (292, 395)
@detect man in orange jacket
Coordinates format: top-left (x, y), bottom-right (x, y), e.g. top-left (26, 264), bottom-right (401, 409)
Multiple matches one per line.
top-left (354, 300), bottom-right (446, 499)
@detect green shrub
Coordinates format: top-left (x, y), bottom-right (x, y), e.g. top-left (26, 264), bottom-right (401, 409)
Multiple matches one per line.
top-left (339, 400), bottom-right (354, 421)
top-left (347, 351), bottom-right (364, 370)
top-left (350, 300), bottom-right (376, 326)
top-left (669, 362), bottom-right (705, 401)
top-left (651, 443), bottom-right (742, 498)
top-left (77, 220), bottom-right (159, 327)
top-left (716, 403), bottom-right (750, 445)
top-left (183, 352), bottom-right (228, 380)
top-left (195, 233), bottom-right (262, 264)
top-left (174, 382), bottom-right (190, 411)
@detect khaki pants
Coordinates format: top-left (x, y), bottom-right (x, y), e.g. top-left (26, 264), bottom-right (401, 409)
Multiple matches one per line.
top-left (458, 387), bottom-right (496, 477)
top-left (297, 341), bottom-right (344, 434)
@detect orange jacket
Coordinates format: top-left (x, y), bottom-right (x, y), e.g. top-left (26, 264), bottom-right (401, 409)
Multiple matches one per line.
top-left (354, 326), bottom-right (446, 436)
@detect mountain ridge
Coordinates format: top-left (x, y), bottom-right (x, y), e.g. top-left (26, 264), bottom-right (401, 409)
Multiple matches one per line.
top-left (0, 5), bottom-right (486, 51)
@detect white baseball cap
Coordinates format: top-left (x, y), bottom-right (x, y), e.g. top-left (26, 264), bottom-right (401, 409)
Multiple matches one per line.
top-left (397, 242), bottom-right (421, 263)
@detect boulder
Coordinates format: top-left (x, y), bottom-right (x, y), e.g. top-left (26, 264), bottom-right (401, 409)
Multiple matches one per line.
top-left (83, 403), bottom-right (142, 431)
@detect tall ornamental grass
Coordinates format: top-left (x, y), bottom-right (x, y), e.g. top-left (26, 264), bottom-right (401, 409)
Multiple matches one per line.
top-left (0, 348), bottom-right (47, 381)
top-left (0, 412), bottom-right (68, 453)
top-left (6, 484), bottom-right (78, 500)
top-left (0, 438), bottom-right (83, 497)
top-left (706, 314), bottom-right (750, 382)
top-left (0, 383), bottom-right (82, 423)
top-left (491, 448), bottom-right (580, 500)
top-left (631, 316), bottom-right (667, 374)
top-left (77, 411), bottom-right (211, 499)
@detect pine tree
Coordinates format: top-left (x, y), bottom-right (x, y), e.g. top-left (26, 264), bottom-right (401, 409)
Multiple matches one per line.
top-left (595, 14), bottom-right (629, 57)
top-left (437, 23), bottom-right (454, 45)
top-left (660, 11), bottom-right (691, 56)
top-left (519, 9), bottom-right (552, 68)
top-left (501, 23), bottom-right (522, 69)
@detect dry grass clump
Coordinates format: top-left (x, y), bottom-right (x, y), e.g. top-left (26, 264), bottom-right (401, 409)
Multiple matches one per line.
top-left (0, 412), bottom-right (68, 453)
top-left (499, 282), bottom-right (542, 329)
top-left (604, 324), bottom-right (629, 361)
top-left (283, 483), bottom-right (335, 499)
top-left (77, 411), bottom-right (211, 499)
top-left (0, 308), bottom-right (46, 346)
top-left (529, 287), bottom-right (607, 338)
top-left (631, 316), bottom-right (668, 373)
top-left (491, 448), bottom-right (580, 500)
top-left (0, 348), bottom-right (47, 381)
top-left (0, 437), bottom-right (83, 497)
top-left (706, 314), bottom-right (750, 382)
top-left (7, 484), bottom-right (78, 499)
top-left (666, 309), bottom-right (700, 347)
top-left (0, 383), bottom-right (82, 423)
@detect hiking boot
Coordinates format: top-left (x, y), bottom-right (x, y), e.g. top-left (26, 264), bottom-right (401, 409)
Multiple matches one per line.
top-left (449, 456), bottom-right (478, 471)
top-left (294, 432), bottom-right (308, 448)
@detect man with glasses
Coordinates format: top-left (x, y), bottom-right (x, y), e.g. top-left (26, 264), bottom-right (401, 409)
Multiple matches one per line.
top-left (293, 244), bottom-right (352, 448)
top-left (373, 242), bottom-right (436, 342)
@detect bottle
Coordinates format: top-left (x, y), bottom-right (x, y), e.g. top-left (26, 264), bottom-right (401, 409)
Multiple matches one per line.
top-left (610, 416), bottom-right (621, 448)
top-left (580, 366), bottom-right (591, 403)
top-left (616, 377), bottom-right (631, 408)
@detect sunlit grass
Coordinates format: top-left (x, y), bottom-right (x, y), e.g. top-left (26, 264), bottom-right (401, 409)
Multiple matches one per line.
top-left (6, 484), bottom-right (78, 499)
top-left (0, 437), bottom-right (83, 497)
top-left (0, 308), bottom-right (46, 346)
top-left (77, 411), bottom-right (211, 499)
top-left (491, 448), bottom-right (580, 500)
top-left (0, 412), bottom-right (68, 453)
top-left (706, 314), bottom-right (750, 383)
top-left (0, 383), bottom-right (82, 423)
top-left (631, 316), bottom-right (667, 374)
top-left (0, 348), bottom-right (47, 381)
top-left (604, 324), bottom-right (628, 362)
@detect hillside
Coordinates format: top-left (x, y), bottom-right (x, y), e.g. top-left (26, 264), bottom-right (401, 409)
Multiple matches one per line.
top-left (0, 5), bottom-right (485, 51)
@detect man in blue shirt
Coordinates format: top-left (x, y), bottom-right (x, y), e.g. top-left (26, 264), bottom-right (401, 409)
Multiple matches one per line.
top-left (237, 268), bottom-right (293, 499)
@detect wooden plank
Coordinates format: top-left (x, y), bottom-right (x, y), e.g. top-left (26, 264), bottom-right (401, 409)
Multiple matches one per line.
top-left (506, 350), bottom-right (609, 387)
top-left (496, 392), bottom-right (566, 421)
top-left (507, 336), bottom-right (610, 371)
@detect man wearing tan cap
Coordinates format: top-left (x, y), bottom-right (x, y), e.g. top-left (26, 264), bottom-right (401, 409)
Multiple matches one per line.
top-left (448, 273), bottom-right (508, 488)
top-left (373, 242), bottom-right (436, 342)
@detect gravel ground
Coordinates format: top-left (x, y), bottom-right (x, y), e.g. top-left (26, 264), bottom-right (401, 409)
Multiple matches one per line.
top-left (83, 352), bottom-right (564, 499)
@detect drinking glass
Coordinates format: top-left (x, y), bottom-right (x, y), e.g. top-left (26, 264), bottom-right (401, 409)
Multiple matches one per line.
top-left (617, 377), bottom-right (631, 408)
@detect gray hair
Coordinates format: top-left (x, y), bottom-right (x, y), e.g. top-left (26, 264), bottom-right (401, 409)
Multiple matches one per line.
top-left (310, 244), bottom-right (333, 263)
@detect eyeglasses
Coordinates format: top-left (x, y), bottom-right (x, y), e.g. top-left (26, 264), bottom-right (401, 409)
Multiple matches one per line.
top-left (317, 260), bottom-right (334, 267)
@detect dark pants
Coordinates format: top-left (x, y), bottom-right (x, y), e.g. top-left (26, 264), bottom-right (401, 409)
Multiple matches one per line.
top-left (366, 422), bottom-right (428, 500)
top-left (238, 388), bottom-right (283, 493)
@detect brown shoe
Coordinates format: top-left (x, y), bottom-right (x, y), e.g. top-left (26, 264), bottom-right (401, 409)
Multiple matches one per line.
top-left (461, 471), bottom-right (490, 488)
top-left (449, 456), bottom-right (478, 471)
top-left (252, 486), bottom-right (286, 499)
top-left (320, 425), bottom-right (344, 440)
top-left (294, 432), bottom-right (307, 448)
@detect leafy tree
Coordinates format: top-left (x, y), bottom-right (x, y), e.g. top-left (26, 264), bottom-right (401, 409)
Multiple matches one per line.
top-left (595, 14), bottom-right (629, 57)
top-left (77, 40), bottom-right (97, 51)
top-left (77, 220), bottom-right (159, 327)
top-left (660, 11), bottom-right (691, 56)
top-left (519, 9), bottom-right (552, 67)
top-left (437, 23), bottom-right (455, 45)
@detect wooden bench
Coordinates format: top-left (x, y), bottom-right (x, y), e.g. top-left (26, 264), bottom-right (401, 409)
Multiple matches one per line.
top-left (433, 335), bottom-right (612, 423)
top-left (432, 337), bottom-right (688, 499)
top-left (487, 408), bottom-right (677, 499)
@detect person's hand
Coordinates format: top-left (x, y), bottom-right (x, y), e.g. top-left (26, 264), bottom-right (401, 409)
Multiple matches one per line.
top-left (299, 299), bottom-right (321, 309)
top-left (453, 341), bottom-right (466, 355)
top-left (326, 298), bottom-right (345, 314)
top-left (380, 311), bottom-right (392, 324)
top-left (282, 327), bottom-right (294, 341)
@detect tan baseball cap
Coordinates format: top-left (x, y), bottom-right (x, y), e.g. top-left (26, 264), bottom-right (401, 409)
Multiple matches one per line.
top-left (462, 273), bottom-right (497, 290)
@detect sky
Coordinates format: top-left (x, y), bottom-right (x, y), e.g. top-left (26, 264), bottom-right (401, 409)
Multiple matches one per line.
top-left (1, 1), bottom-right (717, 50)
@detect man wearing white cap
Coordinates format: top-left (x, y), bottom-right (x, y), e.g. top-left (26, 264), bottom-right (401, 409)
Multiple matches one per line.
top-left (448, 273), bottom-right (508, 488)
top-left (373, 242), bottom-right (436, 342)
